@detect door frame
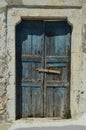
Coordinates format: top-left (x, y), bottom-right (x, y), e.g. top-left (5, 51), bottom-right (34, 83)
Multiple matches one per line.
top-left (7, 8), bottom-right (82, 120)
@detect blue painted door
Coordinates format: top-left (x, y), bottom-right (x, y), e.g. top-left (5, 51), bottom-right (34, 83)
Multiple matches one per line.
top-left (44, 21), bottom-right (71, 118)
top-left (16, 20), bottom-right (71, 118)
top-left (16, 20), bottom-right (44, 118)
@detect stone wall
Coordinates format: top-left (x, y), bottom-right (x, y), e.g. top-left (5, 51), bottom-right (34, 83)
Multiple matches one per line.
top-left (0, 0), bottom-right (86, 122)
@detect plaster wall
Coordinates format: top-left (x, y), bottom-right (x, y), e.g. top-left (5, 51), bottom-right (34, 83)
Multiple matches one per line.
top-left (0, 0), bottom-right (85, 123)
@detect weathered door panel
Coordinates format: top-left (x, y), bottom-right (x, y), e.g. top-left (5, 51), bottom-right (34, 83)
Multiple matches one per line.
top-left (31, 86), bottom-right (43, 117)
top-left (16, 20), bottom-right (71, 118)
top-left (44, 21), bottom-right (71, 117)
top-left (22, 86), bottom-right (31, 117)
top-left (46, 87), bottom-right (69, 117)
top-left (16, 20), bottom-right (44, 118)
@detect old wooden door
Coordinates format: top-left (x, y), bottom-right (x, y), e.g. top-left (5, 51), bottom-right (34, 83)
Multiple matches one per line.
top-left (44, 21), bottom-right (71, 118)
top-left (16, 20), bottom-right (71, 119)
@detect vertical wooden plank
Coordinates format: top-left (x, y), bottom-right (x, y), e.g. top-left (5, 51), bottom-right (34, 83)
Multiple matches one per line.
top-left (22, 86), bottom-right (32, 117)
top-left (61, 67), bottom-right (67, 82)
top-left (22, 62), bottom-right (30, 79)
top-left (32, 87), bottom-right (42, 117)
top-left (31, 62), bottom-right (41, 81)
top-left (53, 87), bottom-right (69, 118)
top-left (46, 87), bottom-right (54, 117)
top-left (54, 88), bottom-right (61, 117)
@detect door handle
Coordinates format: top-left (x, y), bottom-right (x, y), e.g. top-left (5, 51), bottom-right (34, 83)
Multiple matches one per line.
top-left (36, 68), bottom-right (61, 74)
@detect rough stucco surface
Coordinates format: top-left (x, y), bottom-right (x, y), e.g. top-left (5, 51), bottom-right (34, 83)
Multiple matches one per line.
top-left (0, 0), bottom-right (86, 123)
top-left (0, 0), bottom-right (83, 8)
top-left (80, 1), bottom-right (86, 115)
top-left (0, 9), bottom-right (9, 122)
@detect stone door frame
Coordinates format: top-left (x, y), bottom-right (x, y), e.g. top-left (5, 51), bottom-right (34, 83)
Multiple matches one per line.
top-left (7, 7), bottom-right (82, 120)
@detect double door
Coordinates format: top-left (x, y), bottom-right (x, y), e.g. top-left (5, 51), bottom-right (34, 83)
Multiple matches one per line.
top-left (16, 20), bottom-right (71, 118)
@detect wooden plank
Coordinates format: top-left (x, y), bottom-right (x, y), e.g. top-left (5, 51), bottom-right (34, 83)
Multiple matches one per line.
top-left (46, 87), bottom-right (54, 117)
top-left (47, 63), bottom-right (67, 68)
top-left (22, 62), bottom-right (30, 79)
top-left (36, 68), bottom-right (61, 74)
top-left (46, 81), bottom-right (69, 87)
top-left (22, 86), bottom-right (32, 117)
top-left (54, 88), bottom-right (61, 117)
top-left (61, 67), bottom-right (68, 81)
top-left (21, 83), bottom-right (41, 87)
top-left (32, 87), bottom-right (43, 117)
top-left (54, 87), bottom-right (69, 117)
top-left (46, 56), bottom-right (69, 63)
top-left (22, 55), bottom-right (41, 62)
